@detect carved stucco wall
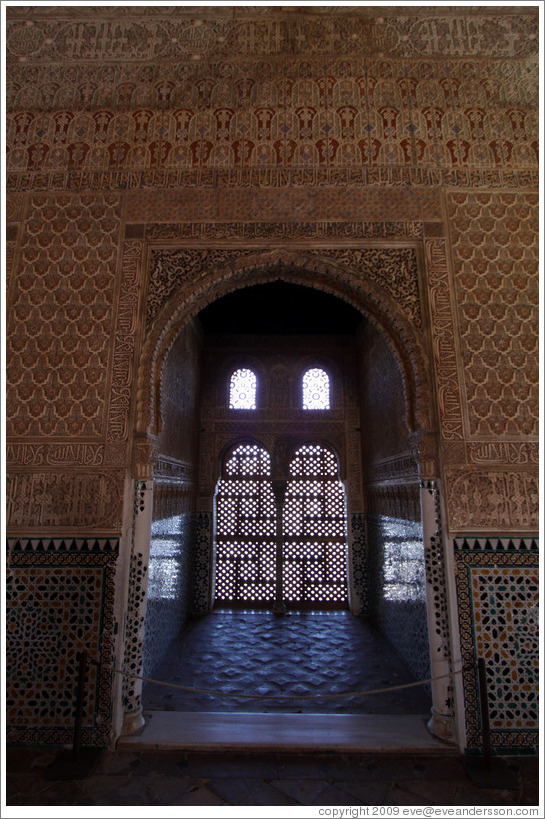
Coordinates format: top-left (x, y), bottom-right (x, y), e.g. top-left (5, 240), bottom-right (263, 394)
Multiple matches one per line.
top-left (5, 6), bottom-right (538, 749)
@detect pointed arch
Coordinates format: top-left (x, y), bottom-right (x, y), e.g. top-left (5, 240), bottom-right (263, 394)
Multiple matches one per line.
top-left (135, 247), bottom-right (435, 473)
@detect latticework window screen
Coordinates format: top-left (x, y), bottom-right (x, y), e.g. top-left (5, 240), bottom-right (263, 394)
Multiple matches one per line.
top-left (214, 444), bottom-right (276, 603)
top-left (229, 368), bottom-right (257, 409)
top-left (283, 444), bottom-right (348, 606)
top-left (302, 368), bottom-right (330, 409)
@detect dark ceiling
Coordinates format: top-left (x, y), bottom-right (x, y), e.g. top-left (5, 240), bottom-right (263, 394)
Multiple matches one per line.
top-left (198, 281), bottom-right (362, 335)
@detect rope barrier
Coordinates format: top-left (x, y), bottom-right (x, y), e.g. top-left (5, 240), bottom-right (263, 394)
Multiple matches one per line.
top-left (111, 665), bottom-right (464, 701)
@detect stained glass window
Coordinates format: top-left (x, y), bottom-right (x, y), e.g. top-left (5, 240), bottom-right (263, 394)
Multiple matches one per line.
top-left (229, 368), bottom-right (257, 409)
top-left (302, 367), bottom-right (330, 410)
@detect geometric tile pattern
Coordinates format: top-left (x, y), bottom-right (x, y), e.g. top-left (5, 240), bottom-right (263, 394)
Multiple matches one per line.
top-left (121, 549), bottom-right (148, 717)
top-left (350, 513), bottom-right (369, 616)
top-left (5, 537), bottom-right (118, 747)
top-left (142, 611), bottom-right (431, 716)
top-left (454, 537), bottom-right (539, 754)
top-left (191, 512), bottom-right (213, 616)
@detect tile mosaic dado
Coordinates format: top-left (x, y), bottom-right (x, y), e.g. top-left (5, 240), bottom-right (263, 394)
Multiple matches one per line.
top-left (5, 537), bottom-right (118, 747)
top-left (454, 537), bottom-right (539, 754)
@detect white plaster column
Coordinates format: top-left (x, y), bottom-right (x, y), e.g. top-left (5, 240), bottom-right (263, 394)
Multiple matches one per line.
top-left (121, 478), bottom-right (154, 735)
top-left (345, 497), bottom-right (367, 616)
top-left (420, 478), bottom-right (456, 743)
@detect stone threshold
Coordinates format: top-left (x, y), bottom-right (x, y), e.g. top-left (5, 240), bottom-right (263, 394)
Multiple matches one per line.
top-left (117, 711), bottom-right (457, 753)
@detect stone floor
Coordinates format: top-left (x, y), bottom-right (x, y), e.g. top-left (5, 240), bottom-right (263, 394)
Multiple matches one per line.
top-left (142, 610), bottom-right (431, 714)
top-left (5, 747), bottom-right (540, 808)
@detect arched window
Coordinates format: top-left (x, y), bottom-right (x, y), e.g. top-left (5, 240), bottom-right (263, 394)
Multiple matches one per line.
top-left (302, 367), bottom-right (330, 410)
top-left (214, 444), bottom-right (276, 604)
top-left (283, 443), bottom-right (348, 606)
top-left (229, 368), bottom-right (257, 409)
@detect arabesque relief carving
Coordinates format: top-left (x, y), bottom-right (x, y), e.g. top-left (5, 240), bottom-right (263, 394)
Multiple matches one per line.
top-left (138, 246), bottom-right (433, 446)
top-left (446, 470), bottom-right (538, 533)
top-left (447, 191), bottom-right (538, 440)
top-left (6, 11), bottom-right (538, 62)
top-left (6, 191), bottom-right (122, 439)
top-left (6, 471), bottom-right (124, 531)
top-left (148, 245), bottom-right (421, 329)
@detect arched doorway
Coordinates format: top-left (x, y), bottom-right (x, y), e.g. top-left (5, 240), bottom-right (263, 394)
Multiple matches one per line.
top-left (122, 256), bottom-right (456, 746)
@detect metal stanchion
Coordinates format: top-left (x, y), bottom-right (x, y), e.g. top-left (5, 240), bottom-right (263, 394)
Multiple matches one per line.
top-left (463, 657), bottom-right (520, 789)
top-left (72, 650), bottom-right (88, 761)
top-left (46, 651), bottom-right (103, 780)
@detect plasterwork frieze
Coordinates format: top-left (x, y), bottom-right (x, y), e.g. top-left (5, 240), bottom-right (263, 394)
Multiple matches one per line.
top-left (154, 456), bottom-right (195, 484)
top-left (425, 237), bottom-right (464, 441)
top-left (5, 13), bottom-right (537, 63)
top-left (445, 469), bottom-right (538, 534)
top-left (106, 239), bottom-right (143, 444)
top-left (144, 221), bottom-right (424, 241)
top-left (147, 245), bottom-right (422, 330)
top-left (6, 470), bottom-right (125, 532)
top-left (7, 443), bottom-right (106, 468)
top-left (367, 452), bottom-right (419, 485)
top-left (441, 440), bottom-right (539, 467)
top-left (7, 169), bottom-right (538, 194)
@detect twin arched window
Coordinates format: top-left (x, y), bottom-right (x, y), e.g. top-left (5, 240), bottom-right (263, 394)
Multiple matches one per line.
top-left (229, 366), bottom-right (330, 410)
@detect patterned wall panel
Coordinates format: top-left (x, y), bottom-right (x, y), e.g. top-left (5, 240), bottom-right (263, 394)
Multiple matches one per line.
top-left (455, 538), bottom-right (539, 754)
top-left (6, 9), bottom-right (538, 193)
top-left (5, 537), bottom-right (118, 747)
top-left (6, 192), bottom-right (122, 438)
top-left (191, 512), bottom-right (213, 616)
top-left (447, 191), bottom-right (538, 440)
top-left (5, 5), bottom-right (539, 752)
top-left (439, 190), bottom-right (539, 534)
top-left (350, 512), bottom-right (369, 616)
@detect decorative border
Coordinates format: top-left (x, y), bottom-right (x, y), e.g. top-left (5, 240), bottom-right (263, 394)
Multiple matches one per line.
top-left (7, 537), bottom-right (119, 553)
top-left (454, 537), bottom-right (539, 754)
top-left (6, 12), bottom-right (538, 60)
top-left (191, 511), bottom-right (213, 616)
top-left (153, 455), bottom-right (195, 484)
top-left (7, 168), bottom-right (539, 193)
top-left (350, 512), bottom-right (369, 616)
top-left (422, 480), bottom-right (452, 680)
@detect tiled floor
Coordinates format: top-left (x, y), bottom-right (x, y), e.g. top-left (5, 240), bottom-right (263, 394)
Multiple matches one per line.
top-left (5, 747), bottom-right (540, 808)
top-left (142, 610), bottom-right (431, 714)
top-left (6, 612), bottom-right (539, 809)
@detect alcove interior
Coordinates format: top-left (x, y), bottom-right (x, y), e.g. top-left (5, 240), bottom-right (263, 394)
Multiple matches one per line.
top-left (140, 278), bottom-right (431, 720)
